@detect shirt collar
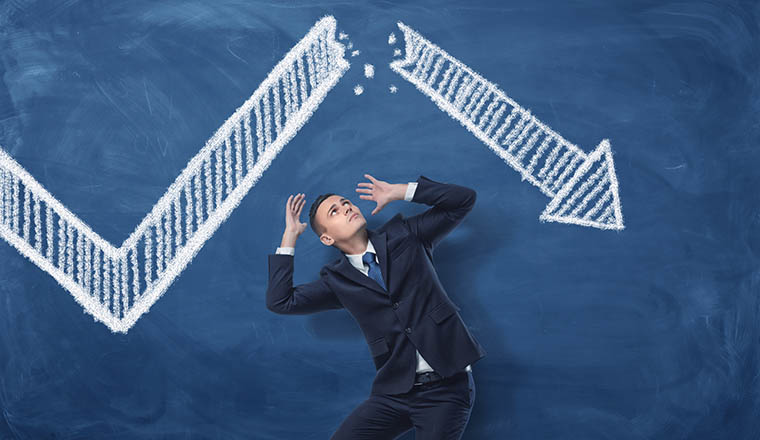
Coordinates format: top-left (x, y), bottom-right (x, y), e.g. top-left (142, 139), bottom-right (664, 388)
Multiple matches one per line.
top-left (344, 239), bottom-right (376, 271)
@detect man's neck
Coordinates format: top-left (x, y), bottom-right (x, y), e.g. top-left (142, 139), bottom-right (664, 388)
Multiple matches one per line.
top-left (340, 229), bottom-right (369, 255)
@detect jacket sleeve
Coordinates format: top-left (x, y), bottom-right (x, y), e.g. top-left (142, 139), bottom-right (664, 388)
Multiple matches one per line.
top-left (266, 254), bottom-right (344, 315)
top-left (403, 175), bottom-right (477, 250)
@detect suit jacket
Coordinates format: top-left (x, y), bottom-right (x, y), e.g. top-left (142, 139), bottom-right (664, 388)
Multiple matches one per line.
top-left (266, 175), bottom-right (487, 395)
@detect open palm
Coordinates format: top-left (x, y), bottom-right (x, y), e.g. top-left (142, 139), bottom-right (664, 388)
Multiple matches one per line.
top-left (284, 193), bottom-right (308, 235)
top-left (356, 174), bottom-right (394, 215)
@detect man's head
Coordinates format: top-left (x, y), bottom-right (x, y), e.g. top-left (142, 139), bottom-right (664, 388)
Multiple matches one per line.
top-left (309, 193), bottom-right (366, 249)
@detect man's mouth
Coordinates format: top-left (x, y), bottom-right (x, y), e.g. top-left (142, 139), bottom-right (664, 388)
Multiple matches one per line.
top-left (350, 213), bottom-right (358, 222)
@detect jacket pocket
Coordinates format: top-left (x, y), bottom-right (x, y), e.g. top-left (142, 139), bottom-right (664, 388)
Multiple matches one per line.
top-left (428, 301), bottom-right (460, 324)
top-left (368, 336), bottom-right (389, 357)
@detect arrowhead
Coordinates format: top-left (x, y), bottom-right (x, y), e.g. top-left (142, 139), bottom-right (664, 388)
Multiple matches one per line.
top-left (540, 139), bottom-right (624, 230)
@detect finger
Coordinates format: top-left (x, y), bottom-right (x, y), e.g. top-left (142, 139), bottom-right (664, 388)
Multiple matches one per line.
top-left (359, 195), bottom-right (372, 200)
top-left (357, 182), bottom-right (372, 187)
top-left (364, 174), bottom-right (376, 183)
top-left (356, 188), bottom-right (371, 194)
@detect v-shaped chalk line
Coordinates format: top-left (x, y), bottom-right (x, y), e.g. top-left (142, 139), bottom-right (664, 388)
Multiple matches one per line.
top-left (0, 16), bottom-right (349, 333)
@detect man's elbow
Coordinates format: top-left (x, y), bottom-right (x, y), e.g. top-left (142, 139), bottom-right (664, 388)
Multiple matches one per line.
top-left (265, 291), bottom-right (291, 315)
top-left (464, 188), bottom-right (477, 211)
top-left (265, 301), bottom-right (281, 314)
top-left (266, 302), bottom-right (293, 315)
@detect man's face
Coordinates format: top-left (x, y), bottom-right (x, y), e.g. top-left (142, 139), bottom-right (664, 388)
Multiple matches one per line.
top-left (316, 195), bottom-right (365, 246)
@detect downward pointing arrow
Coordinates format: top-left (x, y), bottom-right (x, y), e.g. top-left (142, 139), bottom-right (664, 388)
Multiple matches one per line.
top-left (0, 16), bottom-right (350, 333)
top-left (390, 22), bottom-right (624, 231)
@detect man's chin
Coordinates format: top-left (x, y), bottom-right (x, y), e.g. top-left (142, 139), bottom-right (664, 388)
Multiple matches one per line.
top-left (349, 223), bottom-right (366, 236)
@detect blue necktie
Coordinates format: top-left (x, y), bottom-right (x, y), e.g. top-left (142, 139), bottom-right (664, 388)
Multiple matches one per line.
top-left (362, 251), bottom-right (386, 291)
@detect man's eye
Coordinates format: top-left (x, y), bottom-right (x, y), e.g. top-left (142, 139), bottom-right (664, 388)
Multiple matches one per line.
top-left (331, 201), bottom-right (349, 215)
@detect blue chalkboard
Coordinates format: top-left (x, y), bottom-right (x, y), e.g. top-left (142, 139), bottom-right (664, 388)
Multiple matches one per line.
top-left (1, 0), bottom-right (759, 438)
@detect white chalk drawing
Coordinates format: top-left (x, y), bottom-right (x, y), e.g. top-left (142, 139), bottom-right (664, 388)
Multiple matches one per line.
top-left (364, 64), bottom-right (375, 79)
top-left (389, 85), bottom-right (398, 94)
top-left (351, 50), bottom-right (360, 57)
top-left (354, 85), bottom-right (364, 95)
top-left (389, 22), bottom-right (624, 231)
top-left (0, 16), bottom-right (350, 333)
top-left (388, 32), bottom-right (396, 45)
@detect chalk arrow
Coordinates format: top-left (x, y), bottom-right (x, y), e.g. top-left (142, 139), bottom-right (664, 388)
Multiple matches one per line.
top-left (390, 22), bottom-right (624, 231)
top-left (0, 16), bottom-right (350, 333)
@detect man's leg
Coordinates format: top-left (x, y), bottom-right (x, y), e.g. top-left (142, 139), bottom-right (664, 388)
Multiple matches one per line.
top-left (330, 393), bottom-right (414, 440)
top-left (408, 370), bottom-right (476, 440)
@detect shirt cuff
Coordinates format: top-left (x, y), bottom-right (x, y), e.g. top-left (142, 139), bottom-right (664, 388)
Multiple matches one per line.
top-left (275, 247), bottom-right (295, 256)
top-left (404, 182), bottom-right (418, 202)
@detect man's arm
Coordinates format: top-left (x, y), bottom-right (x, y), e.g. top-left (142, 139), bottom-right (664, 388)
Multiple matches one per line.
top-left (266, 194), bottom-right (343, 315)
top-left (403, 175), bottom-right (477, 249)
top-left (266, 253), bottom-right (343, 315)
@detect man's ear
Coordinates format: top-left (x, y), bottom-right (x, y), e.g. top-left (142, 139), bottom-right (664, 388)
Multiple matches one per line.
top-left (320, 233), bottom-right (334, 246)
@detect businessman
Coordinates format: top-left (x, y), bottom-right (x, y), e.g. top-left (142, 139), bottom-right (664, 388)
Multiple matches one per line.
top-left (266, 174), bottom-right (487, 439)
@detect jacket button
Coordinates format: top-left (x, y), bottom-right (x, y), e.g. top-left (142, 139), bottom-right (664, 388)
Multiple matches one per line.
top-left (405, 327), bottom-right (412, 334)
top-left (393, 302), bottom-right (399, 309)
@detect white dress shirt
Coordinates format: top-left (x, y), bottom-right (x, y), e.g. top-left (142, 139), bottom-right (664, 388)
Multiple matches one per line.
top-left (275, 182), bottom-right (470, 374)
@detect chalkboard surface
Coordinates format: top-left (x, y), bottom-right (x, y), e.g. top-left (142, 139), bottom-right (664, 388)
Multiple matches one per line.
top-left (1, 1), bottom-right (759, 439)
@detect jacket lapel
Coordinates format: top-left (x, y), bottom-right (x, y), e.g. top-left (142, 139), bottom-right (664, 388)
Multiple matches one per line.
top-left (328, 228), bottom-right (389, 295)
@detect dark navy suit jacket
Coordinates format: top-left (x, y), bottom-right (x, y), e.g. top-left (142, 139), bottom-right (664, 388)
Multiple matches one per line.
top-left (266, 175), bottom-right (487, 395)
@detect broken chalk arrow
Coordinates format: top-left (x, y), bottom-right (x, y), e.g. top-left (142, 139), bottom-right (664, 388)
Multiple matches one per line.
top-left (390, 22), bottom-right (624, 231)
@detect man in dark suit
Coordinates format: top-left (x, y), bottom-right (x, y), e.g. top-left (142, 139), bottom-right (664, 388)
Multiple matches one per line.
top-left (267, 174), bottom-right (486, 439)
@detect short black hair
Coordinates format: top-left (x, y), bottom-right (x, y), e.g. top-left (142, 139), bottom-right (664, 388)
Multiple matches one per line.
top-left (309, 192), bottom-right (336, 239)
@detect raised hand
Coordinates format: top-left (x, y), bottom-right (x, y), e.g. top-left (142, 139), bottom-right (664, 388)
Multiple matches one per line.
top-left (356, 174), bottom-right (399, 216)
top-left (284, 193), bottom-right (308, 236)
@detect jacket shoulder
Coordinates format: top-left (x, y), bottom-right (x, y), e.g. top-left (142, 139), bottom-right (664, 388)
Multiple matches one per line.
top-left (377, 213), bottom-right (407, 234)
